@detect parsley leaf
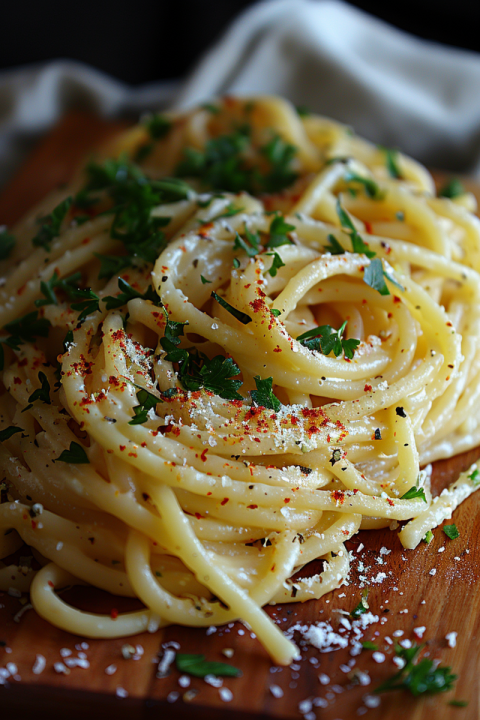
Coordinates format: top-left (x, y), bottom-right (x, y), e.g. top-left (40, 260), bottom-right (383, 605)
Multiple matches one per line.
top-left (344, 170), bottom-right (382, 199)
top-left (438, 178), bottom-right (464, 199)
top-left (129, 386), bottom-right (161, 425)
top-left (145, 113), bottom-right (172, 141)
top-left (233, 229), bottom-right (260, 257)
top-left (375, 644), bottom-right (456, 697)
top-left (211, 291), bottom-right (252, 325)
top-left (55, 441), bottom-right (89, 464)
top-left (336, 199), bottom-right (376, 258)
top-left (260, 135), bottom-right (298, 193)
top-left (267, 215), bottom-right (295, 249)
top-left (251, 376), bottom-right (281, 412)
top-left (175, 653), bottom-right (241, 678)
top-left (423, 530), bottom-right (434, 544)
top-left (94, 254), bottom-right (133, 280)
top-left (32, 197), bottom-right (72, 251)
top-left (0, 426), bottom-right (24, 442)
top-left (209, 203), bottom-right (243, 222)
top-left (468, 468), bottom-right (480, 486)
top-left (70, 288), bottom-right (100, 322)
top-left (35, 271), bottom-right (82, 308)
top-left (200, 275), bottom-right (212, 284)
top-left (4, 311), bottom-right (51, 343)
top-left (265, 252), bottom-right (285, 277)
top-left (103, 278), bottom-right (160, 310)
top-left (448, 700), bottom-right (468, 707)
top-left (362, 641), bottom-right (378, 651)
top-left (324, 234), bottom-right (345, 255)
top-left (22, 371), bottom-right (51, 412)
top-left (382, 147), bottom-right (402, 179)
top-left (351, 588), bottom-right (369, 618)
top-left (443, 524), bottom-right (459, 540)
top-left (401, 486), bottom-right (427, 502)
top-left (297, 320), bottom-right (360, 360)
top-left (0, 229), bottom-right (15, 260)
top-left (363, 258), bottom-right (404, 297)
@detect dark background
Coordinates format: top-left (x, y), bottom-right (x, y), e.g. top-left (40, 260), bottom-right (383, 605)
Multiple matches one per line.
top-left (1, 0), bottom-right (479, 85)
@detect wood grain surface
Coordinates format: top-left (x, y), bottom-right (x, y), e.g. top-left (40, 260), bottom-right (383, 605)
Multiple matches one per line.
top-left (0, 114), bottom-right (479, 720)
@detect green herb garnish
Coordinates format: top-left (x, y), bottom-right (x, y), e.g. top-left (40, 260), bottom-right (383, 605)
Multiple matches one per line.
top-left (438, 178), bottom-right (464, 199)
top-left (324, 233), bottom-right (345, 255)
top-left (296, 320), bottom-right (360, 360)
top-left (0, 229), bottom-right (15, 260)
top-left (265, 252), bottom-right (285, 277)
top-left (103, 278), bottom-right (160, 310)
top-left (401, 486), bottom-right (427, 502)
top-left (468, 468), bottom-right (479, 486)
top-left (32, 197), bottom-right (72, 251)
top-left (423, 530), bottom-right (434, 544)
top-left (336, 199), bottom-right (376, 258)
top-left (251, 375), bottom-right (281, 412)
top-left (351, 588), bottom-right (369, 618)
top-left (344, 170), bottom-right (382, 199)
top-left (443, 524), bottom-right (459, 540)
top-left (375, 644), bottom-right (456, 697)
top-left (55, 441), bottom-right (89, 464)
top-left (175, 653), bottom-right (241, 678)
top-left (211, 291), bottom-right (252, 325)
top-left (0, 426), bottom-right (24, 442)
top-left (35, 271), bottom-right (82, 307)
top-left (129, 386), bottom-right (161, 425)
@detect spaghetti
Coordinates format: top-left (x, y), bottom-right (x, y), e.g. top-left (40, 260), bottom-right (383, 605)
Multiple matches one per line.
top-left (1, 96), bottom-right (479, 665)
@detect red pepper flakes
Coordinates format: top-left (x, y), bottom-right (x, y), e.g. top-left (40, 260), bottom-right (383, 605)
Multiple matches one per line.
top-left (284, 498), bottom-right (291, 503)
top-left (119, 445), bottom-right (126, 452)
top-left (207, 492), bottom-right (212, 496)
top-left (387, 498), bottom-right (395, 506)
top-left (364, 221), bottom-right (373, 234)
top-left (17, 358), bottom-right (28, 367)
top-left (13, 377), bottom-right (21, 385)
top-left (221, 498), bottom-right (229, 505)
top-left (128, 452), bottom-right (138, 458)
top-left (159, 424), bottom-right (173, 435)
top-left (393, 296), bottom-right (401, 304)
top-left (31, 520), bottom-right (37, 529)
top-left (81, 237), bottom-right (91, 245)
top-left (247, 504), bottom-right (258, 509)
top-left (364, 384), bottom-right (372, 392)
top-left (200, 449), bottom-right (208, 462)
top-left (273, 346), bottom-right (282, 353)
top-left (331, 490), bottom-right (345, 504)
top-left (110, 608), bottom-right (119, 620)
top-left (48, 581), bottom-right (54, 588)
top-left (141, 442), bottom-right (147, 448)
top-left (194, 513), bottom-right (203, 519)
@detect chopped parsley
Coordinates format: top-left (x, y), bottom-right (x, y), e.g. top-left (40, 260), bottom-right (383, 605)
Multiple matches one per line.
top-left (296, 320), bottom-right (360, 360)
top-left (175, 127), bottom-right (298, 194)
top-left (22, 371), bottom-right (51, 412)
top-left (344, 170), bottom-right (382, 199)
top-left (55, 441), bottom-right (89, 464)
top-left (251, 376), bottom-right (281, 412)
top-left (351, 589), bottom-right (369, 618)
top-left (267, 215), bottom-right (295, 249)
top-left (70, 288), bottom-right (100, 322)
top-left (0, 426), bottom-right (24, 442)
top-left (362, 641), bottom-right (378, 651)
top-left (423, 530), bottom-right (434, 544)
top-left (375, 644), bottom-right (456, 696)
top-left (382, 147), bottom-right (402, 179)
top-left (324, 233), bottom-right (345, 255)
top-left (401, 486), bottom-right (427, 502)
top-left (0, 228), bottom-right (15, 260)
top-left (364, 258), bottom-right (404, 296)
top-left (135, 113), bottom-right (172, 162)
top-left (438, 178), bottom-right (464, 199)
top-left (448, 700), bottom-right (468, 707)
top-left (103, 278), bottom-right (160, 310)
top-left (211, 291), bottom-right (252, 325)
top-left (129, 385), bottom-right (161, 425)
top-left (175, 653), bottom-right (241, 678)
top-left (443, 524), bottom-right (459, 540)
top-left (32, 197), bottom-right (72, 251)
top-left (35, 271), bottom-right (82, 307)
top-left (233, 229), bottom-right (260, 257)
top-left (0, 311), bottom-right (51, 371)
top-left (200, 275), bottom-right (212, 284)
top-left (265, 251), bottom-right (285, 277)
top-left (336, 199), bottom-right (375, 258)
top-left (468, 468), bottom-right (479, 486)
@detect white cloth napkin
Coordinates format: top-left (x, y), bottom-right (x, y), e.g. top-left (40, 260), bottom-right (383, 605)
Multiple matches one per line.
top-left (2, 0), bottom-right (480, 188)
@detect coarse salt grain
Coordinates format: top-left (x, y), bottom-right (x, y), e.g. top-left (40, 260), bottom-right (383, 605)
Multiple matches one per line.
top-left (446, 631), bottom-right (457, 648)
top-left (270, 684), bottom-right (284, 698)
top-left (32, 655), bottom-right (46, 675)
top-left (54, 662), bottom-right (69, 675)
top-left (116, 687), bottom-right (128, 698)
top-left (393, 657), bottom-right (406, 669)
top-left (219, 687), bottom-right (233, 702)
top-left (372, 652), bottom-right (385, 664)
top-left (204, 674), bottom-right (223, 688)
top-left (429, 568), bottom-right (437, 576)
top-left (413, 626), bottom-right (426, 638)
top-left (178, 675), bottom-right (190, 688)
top-left (298, 699), bottom-right (313, 713)
top-left (167, 691), bottom-right (179, 703)
top-left (392, 630), bottom-right (404, 637)
top-left (60, 648), bottom-right (72, 658)
top-left (399, 639), bottom-right (412, 649)
top-left (105, 664), bottom-right (117, 675)
top-left (318, 673), bottom-right (330, 685)
top-left (364, 694), bottom-right (381, 708)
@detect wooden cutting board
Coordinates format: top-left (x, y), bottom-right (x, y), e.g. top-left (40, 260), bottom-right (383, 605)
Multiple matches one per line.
top-left (0, 113), bottom-right (479, 720)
